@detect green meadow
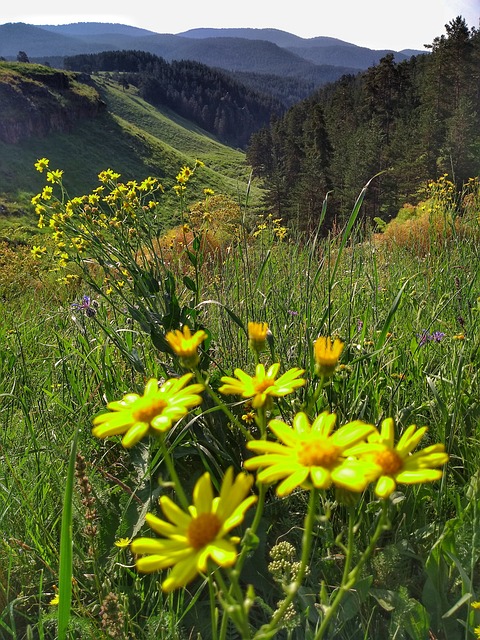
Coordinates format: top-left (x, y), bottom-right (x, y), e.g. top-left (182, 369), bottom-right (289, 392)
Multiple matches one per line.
top-left (0, 70), bottom-right (479, 638)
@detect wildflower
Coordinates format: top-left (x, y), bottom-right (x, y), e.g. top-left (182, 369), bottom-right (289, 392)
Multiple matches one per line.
top-left (49, 594), bottom-right (59, 606)
top-left (34, 157), bottom-right (49, 172)
top-left (130, 467), bottom-right (257, 591)
top-left (71, 295), bottom-right (98, 318)
top-left (417, 330), bottom-right (430, 346)
top-left (244, 411), bottom-right (377, 496)
top-left (349, 418), bottom-right (449, 499)
top-left (453, 333), bottom-right (465, 340)
top-left (219, 363), bottom-right (305, 410)
top-left (30, 245), bottom-right (47, 259)
top-left (313, 336), bottom-right (344, 377)
top-left (417, 329), bottom-right (445, 346)
top-left (165, 325), bottom-right (208, 369)
top-left (242, 411), bottom-right (256, 424)
top-left (46, 169), bottom-right (64, 183)
top-left (92, 374), bottom-right (204, 448)
top-left (472, 601), bottom-right (480, 610)
top-left (114, 538), bottom-right (132, 549)
top-left (248, 321), bottom-right (270, 353)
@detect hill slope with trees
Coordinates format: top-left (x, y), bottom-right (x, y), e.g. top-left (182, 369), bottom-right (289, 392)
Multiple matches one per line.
top-left (246, 17), bottom-right (480, 231)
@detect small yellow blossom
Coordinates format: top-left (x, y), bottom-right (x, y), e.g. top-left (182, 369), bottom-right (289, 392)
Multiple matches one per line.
top-left (46, 169), bottom-right (64, 183)
top-left (114, 538), bottom-right (132, 548)
top-left (242, 411), bottom-right (256, 424)
top-left (219, 363), bottom-right (305, 410)
top-left (35, 157), bottom-right (49, 173)
top-left (248, 321), bottom-right (270, 353)
top-left (313, 336), bottom-right (344, 377)
top-left (31, 245), bottom-right (47, 259)
top-left (165, 325), bottom-right (208, 369)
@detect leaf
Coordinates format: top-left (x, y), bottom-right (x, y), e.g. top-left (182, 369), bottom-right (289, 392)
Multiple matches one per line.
top-left (183, 275), bottom-right (197, 292)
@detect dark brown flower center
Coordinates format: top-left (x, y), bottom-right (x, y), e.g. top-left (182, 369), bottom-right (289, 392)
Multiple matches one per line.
top-left (187, 513), bottom-right (222, 549)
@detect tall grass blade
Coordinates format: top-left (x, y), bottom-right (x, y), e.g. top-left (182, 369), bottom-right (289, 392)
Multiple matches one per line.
top-left (57, 425), bottom-right (80, 640)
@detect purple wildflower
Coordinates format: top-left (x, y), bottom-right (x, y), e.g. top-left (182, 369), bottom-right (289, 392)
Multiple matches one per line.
top-left (417, 329), bottom-right (445, 346)
top-left (417, 329), bottom-right (431, 347)
top-left (72, 295), bottom-right (99, 318)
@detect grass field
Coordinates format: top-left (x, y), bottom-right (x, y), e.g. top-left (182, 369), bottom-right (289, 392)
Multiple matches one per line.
top-left (0, 163), bottom-right (479, 639)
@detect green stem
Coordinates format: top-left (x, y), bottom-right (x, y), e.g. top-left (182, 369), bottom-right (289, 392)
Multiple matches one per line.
top-left (208, 572), bottom-right (219, 640)
top-left (253, 488), bottom-right (318, 640)
top-left (194, 368), bottom-right (253, 441)
top-left (305, 376), bottom-right (326, 415)
top-left (218, 483), bottom-right (267, 640)
top-left (314, 499), bottom-right (390, 640)
top-left (158, 435), bottom-right (189, 511)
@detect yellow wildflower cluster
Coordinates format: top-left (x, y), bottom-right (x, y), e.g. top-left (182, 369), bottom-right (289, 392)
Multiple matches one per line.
top-left (31, 159), bottom-right (165, 282)
top-left (91, 318), bottom-right (448, 594)
top-left (252, 213), bottom-right (288, 241)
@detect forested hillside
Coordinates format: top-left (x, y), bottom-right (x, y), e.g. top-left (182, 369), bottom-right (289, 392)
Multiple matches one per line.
top-left (64, 50), bottom-right (285, 148)
top-left (246, 17), bottom-right (480, 230)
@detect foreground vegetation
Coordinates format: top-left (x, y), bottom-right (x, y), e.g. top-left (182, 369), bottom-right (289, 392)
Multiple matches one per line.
top-left (0, 159), bottom-right (479, 639)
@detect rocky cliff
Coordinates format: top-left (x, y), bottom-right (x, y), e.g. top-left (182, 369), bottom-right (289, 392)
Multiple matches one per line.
top-left (0, 62), bottom-right (105, 144)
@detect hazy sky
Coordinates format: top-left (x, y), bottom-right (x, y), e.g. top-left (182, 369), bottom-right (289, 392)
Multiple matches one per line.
top-left (3, 0), bottom-right (479, 51)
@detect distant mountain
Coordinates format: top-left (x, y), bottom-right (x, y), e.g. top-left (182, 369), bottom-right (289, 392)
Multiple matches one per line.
top-left (0, 22), bottom-right (426, 85)
top-left (180, 28), bottom-right (426, 69)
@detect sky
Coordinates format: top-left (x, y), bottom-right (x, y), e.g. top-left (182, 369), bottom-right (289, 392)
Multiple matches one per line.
top-left (2, 0), bottom-right (479, 51)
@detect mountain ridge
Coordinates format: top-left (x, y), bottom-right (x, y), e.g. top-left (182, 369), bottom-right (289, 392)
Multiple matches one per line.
top-left (0, 22), bottom-right (426, 78)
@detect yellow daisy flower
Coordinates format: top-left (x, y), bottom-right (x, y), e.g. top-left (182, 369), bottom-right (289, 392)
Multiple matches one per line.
top-left (218, 363), bottom-right (305, 409)
top-left (114, 537), bottom-right (132, 548)
top-left (131, 467), bottom-right (257, 591)
top-left (34, 157), bottom-right (49, 173)
top-left (248, 321), bottom-right (270, 353)
top-left (349, 418), bottom-right (449, 499)
top-left (92, 374), bottom-right (204, 448)
top-left (165, 325), bottom-right (208, 369)
top-left (30, 245), bottom-right (47, 259)
top-left (313, 336), bottom-right (344, 377)
top-left (244, 411), bottom-right (377, 496)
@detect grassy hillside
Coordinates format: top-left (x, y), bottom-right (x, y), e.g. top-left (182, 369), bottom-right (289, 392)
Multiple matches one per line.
top-left (0, 67), bottom-right (262, 239)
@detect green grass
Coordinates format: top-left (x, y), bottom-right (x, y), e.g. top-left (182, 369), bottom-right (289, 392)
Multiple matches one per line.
top-left (0, 165), bottom-right (479, 639)
top-left (0, 73), bottom-right (261, 217)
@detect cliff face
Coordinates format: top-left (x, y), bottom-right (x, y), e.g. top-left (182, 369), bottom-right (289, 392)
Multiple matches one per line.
top-left (0, 63), bottom-right (106, 144)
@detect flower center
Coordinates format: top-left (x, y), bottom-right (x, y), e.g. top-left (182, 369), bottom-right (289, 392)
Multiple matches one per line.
top-left (374, 449), bottom-right (403, 475)
top-left (187, 513), bottom-right (222, 549)
top-left (133, 398), bottom-right (167, 424)
top-left (297, 438), bottom-right (340, 468)
top-left (253, 378), bottom-right (275, 394)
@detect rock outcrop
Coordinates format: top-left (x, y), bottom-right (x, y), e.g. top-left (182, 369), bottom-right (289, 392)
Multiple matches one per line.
top-left (0, 63), bottom-right (105, 144)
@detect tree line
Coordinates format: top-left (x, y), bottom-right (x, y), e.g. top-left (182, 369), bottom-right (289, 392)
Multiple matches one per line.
top-left (64, 50), bottom-right (285, 149)
top-left (246, 17), bottom-right (480, 231)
